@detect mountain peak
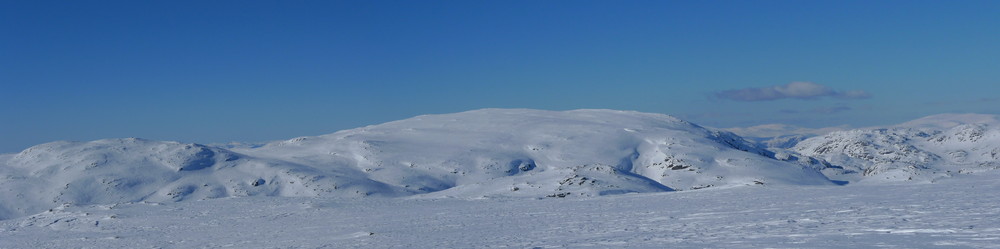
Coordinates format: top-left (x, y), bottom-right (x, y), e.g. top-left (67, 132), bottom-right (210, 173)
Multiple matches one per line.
top-left (894, 113), bottom-right (1000, 130)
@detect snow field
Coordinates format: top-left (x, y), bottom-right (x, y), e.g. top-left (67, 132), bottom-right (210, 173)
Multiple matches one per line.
top-left (2, 172), bottom-right (999, 248)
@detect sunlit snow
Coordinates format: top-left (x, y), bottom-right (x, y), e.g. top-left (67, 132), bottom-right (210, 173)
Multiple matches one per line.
top-left (2, 109), bottom-right (999, 248)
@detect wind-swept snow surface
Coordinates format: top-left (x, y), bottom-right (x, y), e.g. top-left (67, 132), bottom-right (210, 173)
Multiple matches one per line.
top-left (0, 109), bottom-right (833, 220)
top-left (3, 172), bottom-right (999, 248)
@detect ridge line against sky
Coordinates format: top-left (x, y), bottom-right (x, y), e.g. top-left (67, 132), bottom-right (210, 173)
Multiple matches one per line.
top-left (2, 0), bottom-right (999, 153)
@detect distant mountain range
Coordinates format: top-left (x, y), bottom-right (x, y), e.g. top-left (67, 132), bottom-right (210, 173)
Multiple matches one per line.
top-left (792, 119), bottom-right (1000, 183)
top-left (1, 109), bottom-right (998, 220)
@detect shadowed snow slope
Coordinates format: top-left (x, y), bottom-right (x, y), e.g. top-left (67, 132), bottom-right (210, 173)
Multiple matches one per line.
top-left (0, 109), bottom-right (834, 219)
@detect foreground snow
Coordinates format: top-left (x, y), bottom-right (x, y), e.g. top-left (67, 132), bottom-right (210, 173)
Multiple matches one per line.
top-left (3, 172), bottom-right (999, 248)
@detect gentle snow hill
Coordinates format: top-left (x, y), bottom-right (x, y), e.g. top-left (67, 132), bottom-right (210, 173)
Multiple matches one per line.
top-left (0, 138), bottom-right (404, 220)
top-left (0, 109), bottom-right (835, 219)
top-left (892, 113), bottom-right (1000, 131)
top-left (791, 120), bottom-right (1000, 183)
top-left (234, 109), bottom-right (834, 199)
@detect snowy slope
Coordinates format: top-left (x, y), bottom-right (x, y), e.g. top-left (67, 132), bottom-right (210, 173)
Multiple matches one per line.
top-left (791, 120), bottom-right (1000, 182)
top-left (0, 109), bottom-right (834, 219)
top-left (235, 109), bottom-right (833, 198)
top-left (0, 138), bottom-right (405, 220)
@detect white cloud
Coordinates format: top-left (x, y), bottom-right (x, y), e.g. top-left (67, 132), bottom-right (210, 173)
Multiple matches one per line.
top-left (715, 82), bottom-right (871, 102)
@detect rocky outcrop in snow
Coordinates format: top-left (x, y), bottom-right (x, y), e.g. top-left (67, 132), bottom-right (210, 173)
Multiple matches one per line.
top-left (790, 123), bottom-right (1000, 182)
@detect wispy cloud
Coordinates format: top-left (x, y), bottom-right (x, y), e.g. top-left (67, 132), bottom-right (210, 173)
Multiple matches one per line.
top-left (715, 82), bottom-right (871, 102)
top-left (811, 106), bottom-right (852, 114)
top-left (924, 97), bottom-right (999, 106)
top-left (778, 106), bottom-right (854, 115)
top-left (977, 97), bottom-right (1000, 103)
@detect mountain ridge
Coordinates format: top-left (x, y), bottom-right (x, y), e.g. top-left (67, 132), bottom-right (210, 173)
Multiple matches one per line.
top-left (0, 109), bottom-right (834, 219)
top-left (789, 123), bottom-right (1000, 183)
top-left (3, 109), bottom-right (1000, 220)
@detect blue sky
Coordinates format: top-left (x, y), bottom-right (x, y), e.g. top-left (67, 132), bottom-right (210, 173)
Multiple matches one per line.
top-left (2, 0), bottom-right (999, 152)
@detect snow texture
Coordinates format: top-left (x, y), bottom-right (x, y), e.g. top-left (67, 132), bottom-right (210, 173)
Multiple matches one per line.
top-left (2, 109), bottom-right (1000, 247)
top-left (2, 172), bottom-right (999, 248)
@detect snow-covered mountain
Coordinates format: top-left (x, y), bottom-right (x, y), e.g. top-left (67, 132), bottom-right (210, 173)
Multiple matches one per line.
top-left (791, 120), bottom-right (1000, 183)
top-left (721, 113), bottom-right (999, 150)
top-left (236, 109), bottom-right (833, 197)
top-left (892, 113), bottom-right (1000, 131)
top-left (4, 109), bottom-right (999, 221)
top-left (723, 123), bottom-right (848, 149)
top-left (0, 138), bottom-right (406, 220)
top-left (0, 109), bottom-right (835, 220)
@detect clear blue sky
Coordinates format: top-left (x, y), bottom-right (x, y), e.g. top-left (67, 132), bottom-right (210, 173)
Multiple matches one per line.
top-left (2, 0), bottom-right (999, 153)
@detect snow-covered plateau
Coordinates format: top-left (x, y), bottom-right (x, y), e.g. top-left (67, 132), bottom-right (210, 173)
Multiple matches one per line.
top-left (3, 172), bottom-right (999, 248)
top-left (2, 109), bottom-right (999, 248)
